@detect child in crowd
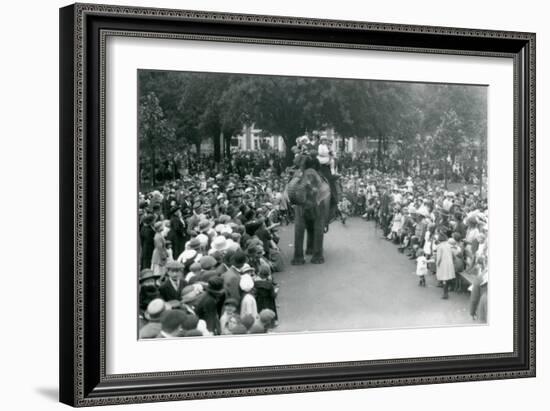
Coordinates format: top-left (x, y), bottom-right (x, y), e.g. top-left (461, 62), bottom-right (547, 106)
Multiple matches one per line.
top-left (254, 265), bottom-right (278, 322)
top-left (239, 274), bottom-right (258, 319)
top-left (415, 249), bottom-right (428, 287)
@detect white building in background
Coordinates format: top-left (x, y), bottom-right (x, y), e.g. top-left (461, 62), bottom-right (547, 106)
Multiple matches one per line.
top-left (234, 125), bottom-right (359, 153)
top-left (234, 125), bottom-right (286, 152)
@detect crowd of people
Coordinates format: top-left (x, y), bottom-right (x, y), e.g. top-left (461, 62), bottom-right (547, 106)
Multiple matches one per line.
top-left (335, 170), bottom-right (489, 319)
top-left (138, 158), bottom-right (294, 338)
top-left (138, 143), bottom-right (489, 339)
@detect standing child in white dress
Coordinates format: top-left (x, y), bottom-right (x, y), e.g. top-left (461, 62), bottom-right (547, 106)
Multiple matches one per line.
top-left (416, 249), bottom-right (428, 287)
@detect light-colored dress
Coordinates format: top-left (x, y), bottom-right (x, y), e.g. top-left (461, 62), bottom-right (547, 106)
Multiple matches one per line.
top-left (436, 241), bottom-right (456, 281)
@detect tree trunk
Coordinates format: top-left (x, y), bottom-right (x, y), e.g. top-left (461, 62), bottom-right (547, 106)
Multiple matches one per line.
top-left (478, 150), bottom-right (483, 197)
top-left (151, 152), bottom-right (156, 187)
top-left (213, 131), bottom-right (222, 163)
top-left (195, 142), bottom-right (201, 156)
top-left (224, 134), bottom-right (232, 159)
top-left (377, 135), bottom-right (382, 169)
top-left (443, 159), bottom-right (448, 190)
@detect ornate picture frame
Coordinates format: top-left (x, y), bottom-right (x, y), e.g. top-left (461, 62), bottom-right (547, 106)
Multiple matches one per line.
top-left (59, 3), bottom-right (535, 407)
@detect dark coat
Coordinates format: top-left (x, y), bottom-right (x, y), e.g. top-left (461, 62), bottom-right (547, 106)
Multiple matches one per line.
top-left (254, 279), bottom-right (278, 319)
top-left (140, 224), bottom-right (155, 269)
top-left (167, 215), bottom-right (187, 259)
top-left (195, 289), bottom-right (224, 335)
top-left (159, 279), bottom-right (186, 302)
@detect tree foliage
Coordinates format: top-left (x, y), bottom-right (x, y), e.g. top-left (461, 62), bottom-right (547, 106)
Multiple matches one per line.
top-left (138, 70), bottom-right (487, 172)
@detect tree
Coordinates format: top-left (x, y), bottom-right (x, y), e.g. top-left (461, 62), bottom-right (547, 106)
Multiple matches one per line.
top-left (138, 91), bottom-right (176, 187)
top-left (431, 109), bottom-right (466, 188)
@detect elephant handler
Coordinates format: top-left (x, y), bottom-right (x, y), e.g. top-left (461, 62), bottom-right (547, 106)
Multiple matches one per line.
top-left (317, 136), bottom-right (339, 214)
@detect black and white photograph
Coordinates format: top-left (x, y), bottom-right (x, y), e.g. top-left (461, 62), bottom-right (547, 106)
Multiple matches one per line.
top-left (137, 70), bottom-right (489, 339)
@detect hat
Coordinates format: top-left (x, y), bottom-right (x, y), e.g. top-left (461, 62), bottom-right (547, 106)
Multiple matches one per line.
top-left (259, 309), bottom-right (276, 325)
top-left (181, 283), bottom-right (204, 303)
top-left (240, 263), bottom-right (255, 274)
top-left (178, 248), bottom-right (198, 263)
top-left (207, 277), bottom-right (224, 292)
top-left (181, 314), bottom-right (200, 331)
top-left (144, 298), bottom-right (171, 321)
top-left (186, 238), bottom-right (201, 250)
top-left (219, 214), bottom-right (231, 224)
top-left (196, 233), bottom-right (209, 247)
top-left (231, 250), bottom-right (247, 267)
top-left (139, 268), bottom-right (160, 283)
top-left (161, 310), bottom-right (186, 333)
top-left (211, 236), bottom-right (228, 251)
top-left (189, 262), bottom-right (201, 272)
top-left (239, 274), bottom-right (254, 292)
top-left (166, 261), bottom-right (184, 271)
top-left (153, 221), bottom-right (164, 232)
top-left (200, 255), bottom-right (217, 270)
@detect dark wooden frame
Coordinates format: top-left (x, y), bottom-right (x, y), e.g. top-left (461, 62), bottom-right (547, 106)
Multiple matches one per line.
top-left (59, 2), bottom-right (536, 407)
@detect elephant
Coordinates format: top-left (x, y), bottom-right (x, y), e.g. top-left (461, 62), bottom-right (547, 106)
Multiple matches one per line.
top-left (288, 166), bottom-right (331, 265)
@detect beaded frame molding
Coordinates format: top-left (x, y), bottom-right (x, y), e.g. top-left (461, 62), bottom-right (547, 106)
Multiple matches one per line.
top-left (59, 3), bottom-right (535, 407)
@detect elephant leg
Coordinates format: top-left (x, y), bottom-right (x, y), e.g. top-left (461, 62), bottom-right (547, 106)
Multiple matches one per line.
top-left (305, 218), bottom-right (315, 255)
top-left (311, 201), bottom-right (328, 264)
top-left (292, 206), bottom-right (306, 265)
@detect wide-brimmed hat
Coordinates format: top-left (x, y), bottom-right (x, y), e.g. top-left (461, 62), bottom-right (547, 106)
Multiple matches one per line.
top-left (211, 236), bottom-right (228, 251)
top-left (144, 298), bottom-right (171, 321)
top-left (186, 238), bottom-right (201, 250)
top-left (198, 219), bottom-right (213, 232)
top-left (178, 248), bottom-right (198, 263)
top-left (196, 233), bottom-right (209, 248)
top-left (139, 268), bottom-right (160, 283)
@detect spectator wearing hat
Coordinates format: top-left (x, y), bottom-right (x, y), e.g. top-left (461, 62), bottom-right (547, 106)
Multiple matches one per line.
top-left (151, 221), bottom-right (168, 277)
top-left (195, 255), bottom-right (219, 283)
top-left (159, 262), bottom-right (186, 302)
top-left (138, 269), bottom-right (161, 313)
top-left (222, 250), bottom-right (247, 304)
top-left (166, 206), bottom-right (188, 260)
top-left (159, 310), bottom-right (187, 338)
top-left (254, 265), bottom-right (278, 320)
top-left (195, 277), bottom-right (225, 335)
top-left (185, 262), bottom-right (202, 283)
top-left (139, 299), bottom-right (171, 338)
top-left (139, 214), bottom-right (156, 270)
top-left (435, 234), bottom-right (456, 299)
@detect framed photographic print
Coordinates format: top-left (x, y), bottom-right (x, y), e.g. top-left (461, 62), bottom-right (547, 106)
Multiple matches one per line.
top-left (59, 2), bottom-right (536, 407)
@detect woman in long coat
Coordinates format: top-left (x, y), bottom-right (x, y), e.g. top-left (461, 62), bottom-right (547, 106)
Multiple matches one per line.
top-left (436, 234), bottom-right (456, 299)
top-left (151, 221), bottom-right (168, 278)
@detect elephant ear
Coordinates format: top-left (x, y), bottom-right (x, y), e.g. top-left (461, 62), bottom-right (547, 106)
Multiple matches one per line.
top-left (287, 170), bottom-right (307, 205)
